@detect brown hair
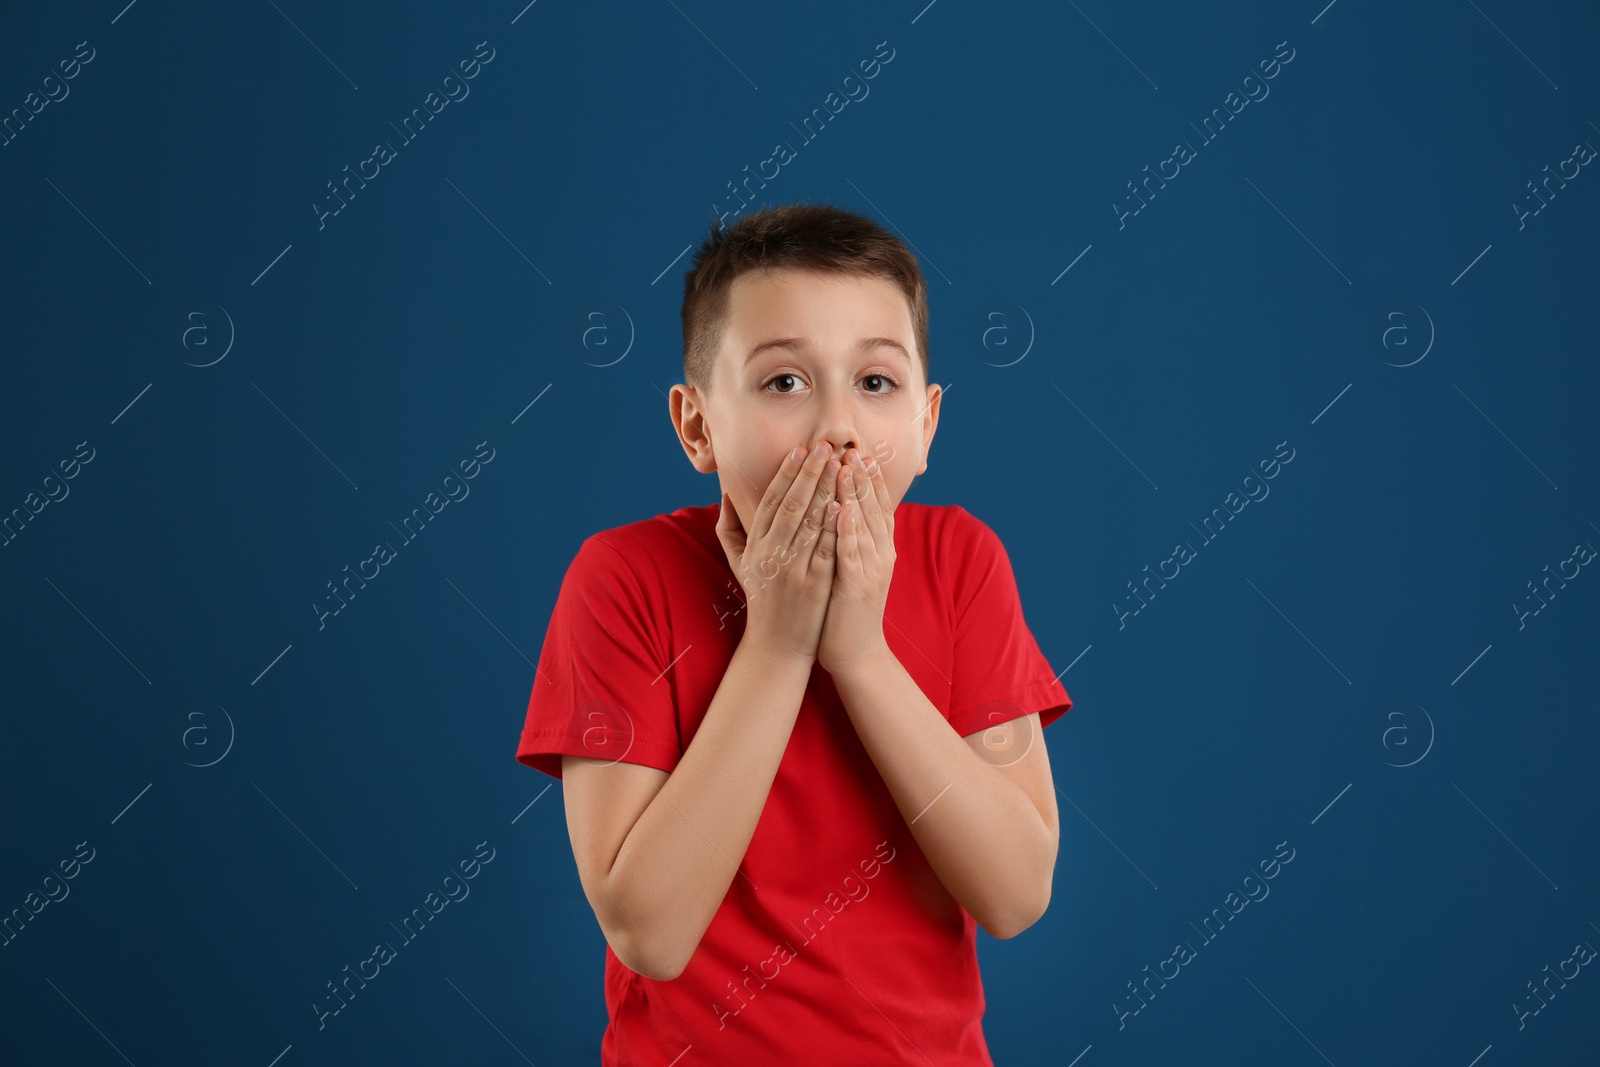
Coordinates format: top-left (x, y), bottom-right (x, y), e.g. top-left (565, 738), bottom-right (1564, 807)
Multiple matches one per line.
top-left (679, 202), bottom-right (929, 393)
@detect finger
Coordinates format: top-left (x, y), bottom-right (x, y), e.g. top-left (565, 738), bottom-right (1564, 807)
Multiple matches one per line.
top-left (715, 491), bottom-right (745, 552)
top-left (750, 445), bottom-right (810, 543)
top-left (839, 462), bottom-right (877, 560)
top-left (770, 441), bottom-right (832, 551)
top-left (812, 498), bottom-right (840, 574)
top-left (777, 454), bottom-right (837, 574)
top-left (837, 499), bottom-right (859, 577)
top-left (864, 449), bottom-right (896, 524)
top-left (795, 456), bottom-right (842, 558)
top-left (719, 491), bottom-right (771, 593)
top-left (851, 451), bottom-right (889, 534)
top-left (857, 451), bottom-right (896, 550)
top-left (720, 514), bottom-right (764, 594)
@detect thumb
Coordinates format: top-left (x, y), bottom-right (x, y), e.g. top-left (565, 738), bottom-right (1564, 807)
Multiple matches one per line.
top-left (715, 491), bottom-right (746, 558)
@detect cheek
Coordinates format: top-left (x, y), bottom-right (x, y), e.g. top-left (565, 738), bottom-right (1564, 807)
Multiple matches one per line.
top-left (723, 445), bottom-right (802, 512)
top-left (867, 435), bottom-right (915, 480)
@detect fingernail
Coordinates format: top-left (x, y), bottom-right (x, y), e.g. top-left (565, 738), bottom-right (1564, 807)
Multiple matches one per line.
top-left (789, 447), bottom-right (806, 463)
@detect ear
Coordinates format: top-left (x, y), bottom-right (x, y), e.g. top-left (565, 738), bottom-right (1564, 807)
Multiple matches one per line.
top-left (915, 382), bottom-right (942, 476)
top-left (670, 384), bottom-right (718, 474)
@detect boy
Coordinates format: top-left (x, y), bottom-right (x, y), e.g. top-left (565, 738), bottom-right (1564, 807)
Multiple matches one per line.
top-left (515, 203), bottom-right (1072, 1065)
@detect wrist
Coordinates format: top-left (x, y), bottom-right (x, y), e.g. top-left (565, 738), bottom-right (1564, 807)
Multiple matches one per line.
top-left (822, 638), bottom-right (895, 689)
top-left (738, 626), bottom-right (818, 673)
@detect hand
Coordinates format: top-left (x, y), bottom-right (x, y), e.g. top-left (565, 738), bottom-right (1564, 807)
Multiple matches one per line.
top-left (817, 447), bottom-right (897, 678)
top-left (715, 441), bottom-right (843, 663)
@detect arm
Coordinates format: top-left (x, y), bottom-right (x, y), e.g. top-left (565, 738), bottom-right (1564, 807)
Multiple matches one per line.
top-left (829, 647), bottom-right (1059, 939)
top-left (562, 632), bottom-right (813, 981)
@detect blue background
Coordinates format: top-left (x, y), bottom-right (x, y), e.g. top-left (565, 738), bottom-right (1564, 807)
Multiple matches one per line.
top-left (2, 1), bottom-right (1597, 1063)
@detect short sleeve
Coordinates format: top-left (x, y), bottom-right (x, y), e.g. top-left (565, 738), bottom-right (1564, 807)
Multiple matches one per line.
top-left (944, 506), bottom-right (1072, 737)
top-left (515, 534), bottom-right (684, 779)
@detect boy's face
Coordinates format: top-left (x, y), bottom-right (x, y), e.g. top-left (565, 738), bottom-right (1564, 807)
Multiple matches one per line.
top-left (671, 267), bottom-right (941, 534)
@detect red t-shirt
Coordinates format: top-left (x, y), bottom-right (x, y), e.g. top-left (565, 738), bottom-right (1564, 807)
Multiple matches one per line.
top-left (516, 500), bottom-right (1071, 1066)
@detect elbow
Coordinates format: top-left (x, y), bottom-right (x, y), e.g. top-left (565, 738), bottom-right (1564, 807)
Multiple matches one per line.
top-left (613, 933), bottom-right (688, 982)
top-left (981, 880), bottom-right (1052, 941)
top-left (981, 911), bottom-right (1033, 941)
top-left (978, 812), bottom-right (1058, 939)
top-left (645, 960), bottom-right (688, 982)
top-left (627, 935), bottom-right (693, 981)
top-left (602, 891), bottom-right (691, 982)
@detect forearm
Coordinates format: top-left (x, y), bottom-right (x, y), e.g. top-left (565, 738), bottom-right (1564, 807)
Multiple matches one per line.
top-left (830, 645), bottom-right (1054, 938)
top-left (607, 634), bottom-right (812, 979)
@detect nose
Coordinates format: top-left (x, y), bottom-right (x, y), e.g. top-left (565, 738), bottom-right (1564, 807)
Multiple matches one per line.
top-left (816, 398), bottom-right (857, 465)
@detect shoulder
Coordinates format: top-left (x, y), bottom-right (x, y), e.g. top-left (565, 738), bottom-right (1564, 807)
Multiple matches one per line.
top-left (558, 504), bottom-right (723, 616)
top-left (887, 500), bottom-right (1005, 557)
top-left (550, 508), bottom-right (714, 638)
top-left (915, 504), bottom-right (1021, 620)
top-left (573, 503), bottom-right (719, 569)
top-left (892, 502), bottom-right (1008, 603)
top-left (903, 501), bottom-right (1004, 559)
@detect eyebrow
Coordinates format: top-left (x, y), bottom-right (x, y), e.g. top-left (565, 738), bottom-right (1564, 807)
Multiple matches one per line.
top-left (744, 336), bottom-right (912, 368)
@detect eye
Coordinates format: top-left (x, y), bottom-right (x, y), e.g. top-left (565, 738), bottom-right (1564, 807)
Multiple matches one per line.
top-left (763, 372), bottom-right (804, 394)
top-left (760, 371), bottom-right (901, 395)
